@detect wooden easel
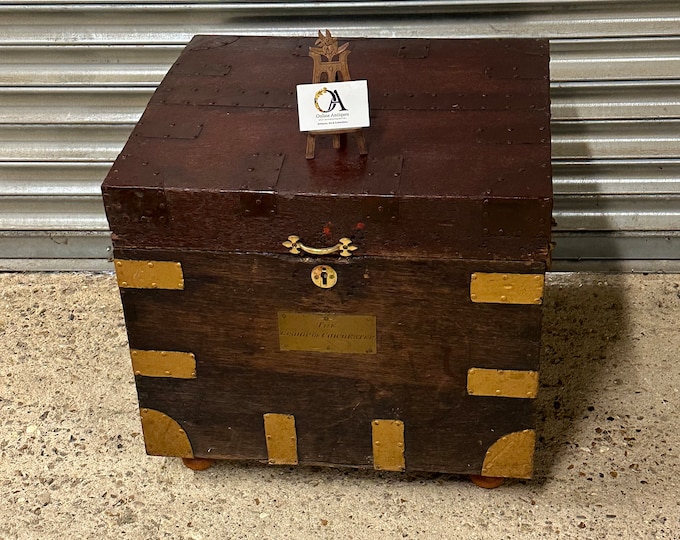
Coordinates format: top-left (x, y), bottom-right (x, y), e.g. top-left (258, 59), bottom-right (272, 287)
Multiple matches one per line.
top-left (306, 30), bottom-right (368, 160)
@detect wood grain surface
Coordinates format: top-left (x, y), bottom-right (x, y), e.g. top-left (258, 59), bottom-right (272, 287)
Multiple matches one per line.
top-left (119, 248), bottom-right (542, 472)
top-left (104, 35), bottom-right (552, 475)
top-left (102, 36), bottom-right (552, 262)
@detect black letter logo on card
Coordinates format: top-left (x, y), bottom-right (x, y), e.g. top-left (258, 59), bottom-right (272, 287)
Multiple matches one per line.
top-left (314, 87), bottom-right (348, 113)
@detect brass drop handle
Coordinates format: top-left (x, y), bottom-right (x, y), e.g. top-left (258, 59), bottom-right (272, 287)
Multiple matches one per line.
top-left (283, 235), bottom-right (358, 257)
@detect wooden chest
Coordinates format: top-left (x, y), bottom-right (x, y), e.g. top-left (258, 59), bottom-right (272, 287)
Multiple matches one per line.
top-left (102, 35), bottom-right (552, 482)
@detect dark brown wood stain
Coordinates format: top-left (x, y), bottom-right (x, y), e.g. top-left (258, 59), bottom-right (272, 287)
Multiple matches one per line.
top-left (104, 35), bottom-right (552, 475)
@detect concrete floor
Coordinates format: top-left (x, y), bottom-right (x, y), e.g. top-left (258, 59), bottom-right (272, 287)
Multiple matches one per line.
top-left (0, 272), bottom-right (678, 539)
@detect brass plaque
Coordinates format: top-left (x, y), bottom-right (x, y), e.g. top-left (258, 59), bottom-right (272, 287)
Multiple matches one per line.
top-left (114, 259), bottom-right (184, 290)
top-left (470, 272), bottom-right (544, 305)
top-left (467, 368), bottom-right (539, 399)
top-left (278, 312), bottom-right (376, 354)
top-left (372, 419), bottom-right (405, 472)
top-left (263, 413), bottom-right (298, 465)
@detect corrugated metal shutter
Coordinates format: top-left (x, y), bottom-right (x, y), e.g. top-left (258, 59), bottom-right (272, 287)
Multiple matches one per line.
top-left (1, 1), bottom-right (679, 271)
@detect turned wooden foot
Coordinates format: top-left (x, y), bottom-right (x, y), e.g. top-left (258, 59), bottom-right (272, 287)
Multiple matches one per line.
top-left (469, 475), bottom-right (505, 489)
top-left (182, 457), bottom-right (215, 471)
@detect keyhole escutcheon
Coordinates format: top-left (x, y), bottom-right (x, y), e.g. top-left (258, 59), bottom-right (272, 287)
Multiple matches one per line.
top-left (311, 265), bottom-right (338, 289)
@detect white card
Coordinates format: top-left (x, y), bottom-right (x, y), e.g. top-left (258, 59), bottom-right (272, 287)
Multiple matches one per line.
top-left (296, 80), bottom-right (370, 132)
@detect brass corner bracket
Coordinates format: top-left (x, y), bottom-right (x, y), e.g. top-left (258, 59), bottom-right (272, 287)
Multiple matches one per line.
top-left (263, 413), bottom-right (298, 465)
top-left (470, 272), bottom-right (544, 305)
top-left (114, 259), bottom-right (184, 290)
top-left (372, 419), bottom-right (405, 472)
top-left (467, 368), bottom-right (539, 399)
top-left (130, 349), bottom-right (197, 379)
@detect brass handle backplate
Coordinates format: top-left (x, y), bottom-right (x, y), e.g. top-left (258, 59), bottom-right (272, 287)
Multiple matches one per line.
top-left (283, 235), bottom-right (358, 257)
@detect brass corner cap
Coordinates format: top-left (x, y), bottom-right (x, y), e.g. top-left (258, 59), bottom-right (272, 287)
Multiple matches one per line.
top-left (139, 408), bottom-right (194, 458)
top-left (482, 429), bottom-right (536, 479)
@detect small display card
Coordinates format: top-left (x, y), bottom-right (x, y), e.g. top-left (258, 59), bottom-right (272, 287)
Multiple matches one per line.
top-left (296, 80), bottom-right (370, 132)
